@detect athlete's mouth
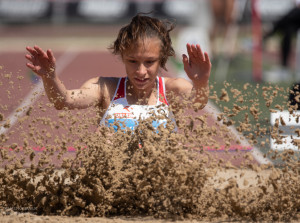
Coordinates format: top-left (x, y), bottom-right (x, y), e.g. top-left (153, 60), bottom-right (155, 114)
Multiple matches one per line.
top-left (134, 78), bottom-right (149, 83)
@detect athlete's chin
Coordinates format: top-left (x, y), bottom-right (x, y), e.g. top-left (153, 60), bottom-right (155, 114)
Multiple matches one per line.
top-left (133, 78), bottom-right (150, 89)
top-left (134, 85), bottom-right (148, 91)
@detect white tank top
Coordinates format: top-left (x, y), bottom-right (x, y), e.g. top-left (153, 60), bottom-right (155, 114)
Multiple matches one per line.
top-left (100, 76), bottom-right (174, 131)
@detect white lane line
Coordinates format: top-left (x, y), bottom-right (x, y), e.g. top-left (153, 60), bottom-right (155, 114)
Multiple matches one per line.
top-left (203, 101), bottom-right (272, 165)
top-left (0, 48), bottom-right (79, 135)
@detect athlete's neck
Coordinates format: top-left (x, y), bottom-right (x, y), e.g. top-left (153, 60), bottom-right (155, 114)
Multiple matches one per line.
top-left (126, 79), bottom-right (157, 105)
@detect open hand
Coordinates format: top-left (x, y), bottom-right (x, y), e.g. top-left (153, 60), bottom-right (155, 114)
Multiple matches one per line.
top-left (182, 44), bottom-right (211, 86)
top-left (25, 45), bottom-right (56, 78)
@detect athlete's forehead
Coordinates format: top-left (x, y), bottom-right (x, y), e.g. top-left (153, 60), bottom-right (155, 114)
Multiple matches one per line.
top-left (122, 37), bottom-right (161, 59)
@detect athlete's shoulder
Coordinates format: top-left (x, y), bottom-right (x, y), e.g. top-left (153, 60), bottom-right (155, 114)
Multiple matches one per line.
top-left (80, 76), bottom-right (119, 89)
top-left (164, 76), bottom-right (192, 94)
top-left (80, 76), bottom-right (123, 100)
top-left (101, 77), bottom-right (125, 104)
top-left (101, 77), bottom-right (123, 91)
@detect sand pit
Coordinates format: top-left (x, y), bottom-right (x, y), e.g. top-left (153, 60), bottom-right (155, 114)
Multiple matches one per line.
top-left (0, 167), bottom-right (299, 222)
top-left (0, 169), bottom-right (280, 223)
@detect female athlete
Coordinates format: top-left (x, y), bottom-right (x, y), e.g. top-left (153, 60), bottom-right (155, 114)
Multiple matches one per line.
top-left (25, 14), bottom-right (211, 131)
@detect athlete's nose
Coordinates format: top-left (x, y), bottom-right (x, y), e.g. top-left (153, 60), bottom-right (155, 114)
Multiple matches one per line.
top-left (136, 63), bottom-right (147, 76)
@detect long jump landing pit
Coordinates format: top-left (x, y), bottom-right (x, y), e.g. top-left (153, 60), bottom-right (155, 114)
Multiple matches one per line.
top-left (0, 44), bottom-right (299, 222)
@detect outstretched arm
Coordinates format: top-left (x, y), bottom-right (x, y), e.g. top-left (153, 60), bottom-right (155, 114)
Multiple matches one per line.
top-left (25, 45), bottom-right (101, 110)
top-left (182, 43), bottom-right (211, 107)
top-left (167, 44), bottom-right (211, 109)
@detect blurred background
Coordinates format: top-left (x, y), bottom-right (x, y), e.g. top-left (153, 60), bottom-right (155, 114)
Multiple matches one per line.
top-left (0, 0), bottom-right (299, 83)
top-left (0, 0), bottom-right (299, 77)
top-left (1, 0), bottom-right (300, 162)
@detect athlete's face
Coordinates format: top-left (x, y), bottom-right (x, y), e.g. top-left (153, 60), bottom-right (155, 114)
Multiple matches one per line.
top-left (122, 37), bottom-right (161, 91)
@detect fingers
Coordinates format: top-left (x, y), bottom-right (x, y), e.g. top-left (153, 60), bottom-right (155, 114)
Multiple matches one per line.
top-left (26, 45), bottom-right (50, 60)
top-left (196, 44), bottom-right (205, 61)
top-left (182, 54), bottom-right (190, 73)
top-left (204, 52), bottom-right (211, 66)
top-left (25, 62), bottom-right (39, 74)
top-left (33, 45), bottom-right (47, 57)
top-left (25, 45), bottom-right (54, 75)
top-left (25, 46), bottom-right (39, 69)
top-left (25, 45), bottom-right (56, 68)
top-left (187, 43), bottom-right (196, 60)
top-left (26, 62), bottom-right (34, 70)
top-left (187, 43), bottom-right (207, 61)
top-left (26, 46), bottom-right (39, 61)
top-left (26, 46), bottom-right (35, 54)
top-left (25, 48), bottom-right (36, 70)
top-left (182, 54), bottom-right (188, 64)
top-left (191, 44), bottom-right (199, 59)
top-left (26, 45), bottom-right (44, 57)
top-left (25, 53), bottom-right (34, 63)
top-left (47, 49), bottom-right (56, 64)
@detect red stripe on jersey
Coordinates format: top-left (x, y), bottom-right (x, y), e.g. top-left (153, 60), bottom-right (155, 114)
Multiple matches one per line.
top-left (113, 78), bottom-right (126, 100)
top-left (158, 77), bottom-right (168, 105)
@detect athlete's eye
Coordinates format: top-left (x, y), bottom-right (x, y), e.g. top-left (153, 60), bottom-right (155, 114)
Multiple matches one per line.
top-left (128, 60), bottom-right (136, 64)
top-left (146, 60), bottom-right (155, 64)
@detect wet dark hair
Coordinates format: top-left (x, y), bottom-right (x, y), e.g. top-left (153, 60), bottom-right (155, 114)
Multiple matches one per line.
top-left (109, 13), bottom-right (175, 71)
